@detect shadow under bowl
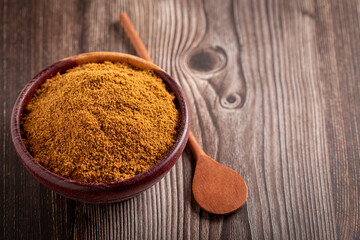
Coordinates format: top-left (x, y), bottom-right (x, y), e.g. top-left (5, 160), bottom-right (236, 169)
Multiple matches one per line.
top-left (10, 52), bottom-right (190, 204)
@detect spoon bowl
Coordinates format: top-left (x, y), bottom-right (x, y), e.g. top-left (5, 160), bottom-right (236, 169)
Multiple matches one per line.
top-left (188, 131), bottom-right (248, 214)
top-left (192, 154), bottom-right (248, 214)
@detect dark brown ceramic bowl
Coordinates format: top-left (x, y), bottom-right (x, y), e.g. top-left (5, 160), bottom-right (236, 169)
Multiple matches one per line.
top-left (11, 52), bottom-right (190, 203)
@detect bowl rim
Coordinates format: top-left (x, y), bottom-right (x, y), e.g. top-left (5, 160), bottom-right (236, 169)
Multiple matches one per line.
top-left (10, 51), bottom-right (190, 193)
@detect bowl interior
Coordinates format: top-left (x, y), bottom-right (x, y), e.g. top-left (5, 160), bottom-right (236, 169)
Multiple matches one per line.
top-left (11, 52), bottom-right (190, 203)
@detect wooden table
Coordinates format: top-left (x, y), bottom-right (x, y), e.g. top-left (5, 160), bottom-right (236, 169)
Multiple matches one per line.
top-left (1, 0), bottom-right (359, 239)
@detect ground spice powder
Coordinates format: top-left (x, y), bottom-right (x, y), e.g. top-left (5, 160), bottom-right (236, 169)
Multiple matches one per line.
top-left (21, 61), bottom-right (180, 183)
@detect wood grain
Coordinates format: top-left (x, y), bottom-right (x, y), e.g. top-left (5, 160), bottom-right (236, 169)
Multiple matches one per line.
top-left (1, 0), bottom-right (359, 239)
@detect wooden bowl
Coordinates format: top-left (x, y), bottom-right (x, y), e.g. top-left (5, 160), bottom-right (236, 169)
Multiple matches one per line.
top-left (10, 52), bottom-right (190, 203)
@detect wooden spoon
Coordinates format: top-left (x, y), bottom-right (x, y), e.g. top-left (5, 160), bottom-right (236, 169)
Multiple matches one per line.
top-left (119, 13), bottom-right (248, 214)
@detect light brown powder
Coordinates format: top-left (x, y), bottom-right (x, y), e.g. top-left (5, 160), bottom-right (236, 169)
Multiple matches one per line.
top-left (21, 61), bottom-right (180, 183)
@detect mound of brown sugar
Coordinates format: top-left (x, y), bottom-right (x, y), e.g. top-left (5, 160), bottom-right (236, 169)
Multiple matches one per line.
top-left (21, 61), bottom-right (180, 183)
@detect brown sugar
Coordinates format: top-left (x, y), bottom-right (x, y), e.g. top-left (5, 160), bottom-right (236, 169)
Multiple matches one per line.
top-left (21, 61), bottom-right (180, 183)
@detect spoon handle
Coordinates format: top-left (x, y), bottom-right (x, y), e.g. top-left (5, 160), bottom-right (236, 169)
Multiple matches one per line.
top-left (119, 13), bottom-right (153, 62)
top-left (187, 131), bottom-right (205, 160)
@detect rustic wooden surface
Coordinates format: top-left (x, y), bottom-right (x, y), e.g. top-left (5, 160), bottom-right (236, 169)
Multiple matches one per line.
top-left (1, 0), bottom-right (360, 239)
